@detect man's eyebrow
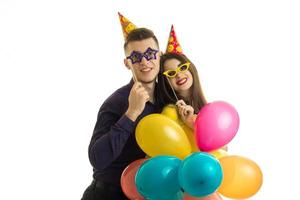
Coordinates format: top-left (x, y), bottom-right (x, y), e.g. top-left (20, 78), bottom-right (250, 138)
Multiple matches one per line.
top-left (130, 47), bottom-right (156, 54)
top-left (131, 50), bottom-right (141, 54)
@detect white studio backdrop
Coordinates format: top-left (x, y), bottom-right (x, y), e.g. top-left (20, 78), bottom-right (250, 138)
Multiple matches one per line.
top-left (1, 0), bottom-right (300, 199)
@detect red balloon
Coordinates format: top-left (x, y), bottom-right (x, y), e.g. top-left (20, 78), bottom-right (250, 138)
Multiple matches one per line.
top-left (121, 159), bottom-right (147, 200)
top-left (184, 192), bottom-right (223, 200)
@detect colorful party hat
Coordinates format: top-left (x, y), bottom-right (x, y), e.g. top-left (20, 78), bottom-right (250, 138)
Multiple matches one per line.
top-left (166, 25), bottom-right (183, 54)
top-left (118, 12), bottom-right (137, 40)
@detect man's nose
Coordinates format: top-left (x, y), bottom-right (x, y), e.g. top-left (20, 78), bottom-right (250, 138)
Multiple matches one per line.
top-left (140, 57), bottom-right (148, 65)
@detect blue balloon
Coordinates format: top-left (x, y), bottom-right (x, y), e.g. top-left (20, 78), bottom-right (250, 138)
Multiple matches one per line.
top-left (178, 152), bottom-right (223, 197)
top-left (135, 156), bottom-right (182, 200)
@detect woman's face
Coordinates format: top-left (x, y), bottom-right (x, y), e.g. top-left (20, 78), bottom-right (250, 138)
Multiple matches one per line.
top-left (163, 58), bottom-right (193, 97)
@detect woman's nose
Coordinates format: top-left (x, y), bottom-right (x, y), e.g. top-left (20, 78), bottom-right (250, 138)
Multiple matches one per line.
top-left (176, 71), bottom-right (185, 78)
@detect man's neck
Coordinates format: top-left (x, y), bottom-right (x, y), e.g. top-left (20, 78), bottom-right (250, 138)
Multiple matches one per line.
top-left (141, 82), bottom-right (155, 103)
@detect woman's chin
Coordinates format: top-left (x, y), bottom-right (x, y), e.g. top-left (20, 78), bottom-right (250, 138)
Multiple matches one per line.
top-left (176, 82), bottom-right (192, 92)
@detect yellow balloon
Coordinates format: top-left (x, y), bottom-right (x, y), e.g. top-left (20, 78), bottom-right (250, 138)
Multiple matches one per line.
top-left (161, 104), bottom-right (180, 122)
top-left (209, 149), bottom-right (228, 159)
top-left (180, 123), bottom-right (199, 152)
top-left (161, 104), bottom-right (199, 152)
top-left (136, 114), bottom-right (192, 159)
top-left (218, 156), bottom-right (263, 199)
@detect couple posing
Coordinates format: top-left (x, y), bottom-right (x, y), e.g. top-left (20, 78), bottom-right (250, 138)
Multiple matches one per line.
top-left (81, 13), bottom-right (221, 200)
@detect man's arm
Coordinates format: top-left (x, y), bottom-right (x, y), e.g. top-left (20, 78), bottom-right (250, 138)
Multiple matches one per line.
top-left (88, 82), bottom-right (149, 171)
top-left (88, 102), bottom-right (135, 170)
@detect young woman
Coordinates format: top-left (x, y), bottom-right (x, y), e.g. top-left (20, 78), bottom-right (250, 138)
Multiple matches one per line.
top-left (157, 52), bottom-right (207, 129)
top-left (156, 25), bottom-right (207, 129)
top-left (157, 25), bottom-right (224, 200)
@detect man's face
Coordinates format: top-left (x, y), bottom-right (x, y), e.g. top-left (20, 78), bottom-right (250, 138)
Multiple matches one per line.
top-left (125, 38), bottom-right (160, 84)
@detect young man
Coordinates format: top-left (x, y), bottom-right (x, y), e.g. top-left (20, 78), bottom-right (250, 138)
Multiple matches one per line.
top-left (81, 27), bottom-right (162, 200)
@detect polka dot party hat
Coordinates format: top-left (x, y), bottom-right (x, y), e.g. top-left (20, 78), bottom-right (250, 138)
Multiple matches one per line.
top-left (166, 25), bottom-right (183, 54)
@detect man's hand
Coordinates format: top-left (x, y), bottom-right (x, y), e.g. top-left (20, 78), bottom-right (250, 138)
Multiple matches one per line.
top-left (125, 82), bottom-right (149, 121)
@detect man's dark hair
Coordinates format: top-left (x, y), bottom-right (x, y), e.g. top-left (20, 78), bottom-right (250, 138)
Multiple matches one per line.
top-left (124, 28), bottom-right (159, 51)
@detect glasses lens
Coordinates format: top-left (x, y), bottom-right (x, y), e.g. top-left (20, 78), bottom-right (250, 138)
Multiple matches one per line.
top-left (179, 63), bottom-right (188, 71)
top-left (130, 52), bottom-right (142, 64)
top-left (167, 70), bottom-right (177, 77)
top-left (144, 48), bottom-right (157, 60)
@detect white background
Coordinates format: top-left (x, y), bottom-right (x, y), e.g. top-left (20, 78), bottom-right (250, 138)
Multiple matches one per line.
top-left (1, 0), bottom-right (300, 199)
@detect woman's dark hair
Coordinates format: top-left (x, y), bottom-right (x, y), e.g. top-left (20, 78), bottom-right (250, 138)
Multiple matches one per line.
top-left (157, 53), bottom-right (207, 113)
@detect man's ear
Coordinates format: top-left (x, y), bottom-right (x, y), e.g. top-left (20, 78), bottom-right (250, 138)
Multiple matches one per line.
top-left (124, 58), bottom-right (130, 70)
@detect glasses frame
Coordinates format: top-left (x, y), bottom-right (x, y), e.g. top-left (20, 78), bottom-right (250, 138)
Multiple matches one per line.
top-left (163, 62), bottom-right (191, 78)
top-left (126, 47), bottom-right (159, 64)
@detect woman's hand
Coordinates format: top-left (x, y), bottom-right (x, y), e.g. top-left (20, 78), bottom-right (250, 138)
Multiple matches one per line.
top-left (176, 100), bottom-right (195, 129)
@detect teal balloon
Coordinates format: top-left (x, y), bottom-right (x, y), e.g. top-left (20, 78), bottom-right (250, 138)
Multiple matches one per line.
top-left (178, 152), bottom-right (223, 197)
top-left (135, 156), bottom-right (182, 200)
top-left (149, 190), bottom-right (184, 200)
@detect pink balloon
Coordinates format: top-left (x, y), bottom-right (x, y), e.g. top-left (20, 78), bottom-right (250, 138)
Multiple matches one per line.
top-left (195, 101), bottom-right (239, 152)
top-left (121, 159), bottom-right (147, 200)
top-left (184, 192), bottom-right (223, 200)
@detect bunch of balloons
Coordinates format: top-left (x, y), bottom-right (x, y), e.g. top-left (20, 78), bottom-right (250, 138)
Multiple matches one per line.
top-left (121, 101), bottom-right (263, 199)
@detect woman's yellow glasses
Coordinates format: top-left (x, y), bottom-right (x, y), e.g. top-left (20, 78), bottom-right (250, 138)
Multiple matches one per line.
top-left (163, 62), bottom-right (190, 78)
